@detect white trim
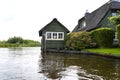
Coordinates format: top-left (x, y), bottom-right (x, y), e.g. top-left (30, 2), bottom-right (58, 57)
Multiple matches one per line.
top-left (46, 32), bottom-right (64, 40)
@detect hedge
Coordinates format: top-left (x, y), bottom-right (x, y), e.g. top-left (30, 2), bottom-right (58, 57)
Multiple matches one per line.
top-left (89, 30), bottom-right (98, 47)
top-left (117, 24), bottom-right (120, 46)
top-left (90, 28), bottom-right (114, 48)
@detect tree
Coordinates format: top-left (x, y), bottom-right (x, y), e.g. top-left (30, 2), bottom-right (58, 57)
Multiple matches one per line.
top-left (7, 36), bottom-right (24, 44)
top-left (109, 11), bottom-right (120, 46)
top-left (109, 11), bottom-right (120, 26)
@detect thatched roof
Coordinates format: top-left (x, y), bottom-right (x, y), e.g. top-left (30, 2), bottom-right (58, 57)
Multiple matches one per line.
top-left (73, 1), bottom-right (120, 32)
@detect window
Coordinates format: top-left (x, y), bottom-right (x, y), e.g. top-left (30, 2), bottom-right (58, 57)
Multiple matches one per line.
top-left (81, 21), bottom-right (86, 28)
top-left (47, 32), bottom-right (51, 39)
top-left (46, 32), bottom-right (64, 40)
top-left (53, 33), bottom-right (57, 39)
top-left (58, 33), bottom-right (64, 39)
top-left (83, 21), bottom-right (86, 27)
top-left (112, 12), bottom-right (117, 17)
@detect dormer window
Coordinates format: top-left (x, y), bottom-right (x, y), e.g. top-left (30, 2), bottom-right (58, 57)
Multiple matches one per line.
top-left (78, 20), bottom-right (86, 29)
top-left (82, 21), bottom-right (86, 28)
top-left (112, 12), bottom-right (117, 17)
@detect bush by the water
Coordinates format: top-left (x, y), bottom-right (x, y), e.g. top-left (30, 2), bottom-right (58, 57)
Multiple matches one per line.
top-left (117, 24), bottom-right (120, 46)
top-left (65, 32), bottom-right (96, 50)
top-left (0, 36), bottom-right (40, 47)
top-left (90, 28), bottom-right (114, 48)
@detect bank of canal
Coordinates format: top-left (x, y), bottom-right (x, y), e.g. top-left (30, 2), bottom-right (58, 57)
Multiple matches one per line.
top-left (85, 48), bottom-right (120, 59)
top-left (0, 47), bottom-right (120, 80)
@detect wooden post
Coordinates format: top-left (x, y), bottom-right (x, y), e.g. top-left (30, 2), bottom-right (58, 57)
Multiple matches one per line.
top-left (44, 34), bottom-right (46, 53)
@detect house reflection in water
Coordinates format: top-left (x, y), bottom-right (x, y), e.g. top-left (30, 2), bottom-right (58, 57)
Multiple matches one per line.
top-left (38, 52), bottom-right (120, 80)
top-left (39, 53), bottom-right (65, 79)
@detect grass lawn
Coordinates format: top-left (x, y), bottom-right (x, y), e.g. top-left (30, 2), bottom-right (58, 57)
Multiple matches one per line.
top-left (86, 48), bottom-right (120, 55)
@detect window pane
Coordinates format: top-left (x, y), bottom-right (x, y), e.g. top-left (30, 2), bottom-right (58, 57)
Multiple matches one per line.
top-left (47, 33), bottom-right (51, 39)
top-left (82, 21), bottom-right (86, 27)
top-left (58, 33), bottom-right (63, 39)
top-left (53, 33), bottom-right (57, 39)
top-left (83, 21), bottom-right (86, 27)
top-left (112, 12), bottom-right (117, 17)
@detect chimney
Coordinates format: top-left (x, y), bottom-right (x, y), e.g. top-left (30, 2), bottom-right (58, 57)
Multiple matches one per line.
top-left (85, 10), bottom-right (90, 17)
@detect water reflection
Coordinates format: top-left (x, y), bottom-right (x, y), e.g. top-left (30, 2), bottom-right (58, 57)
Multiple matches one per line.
top-left (0, 47), bottom-right (120, 80)
top-left (39, 53), bottom-right (64, 79)
top-left (40, 52), bottom-right (120, 80)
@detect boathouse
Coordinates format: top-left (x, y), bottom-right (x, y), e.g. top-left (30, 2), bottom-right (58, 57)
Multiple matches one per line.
top-left (39, 18), bottom-right (69, 51)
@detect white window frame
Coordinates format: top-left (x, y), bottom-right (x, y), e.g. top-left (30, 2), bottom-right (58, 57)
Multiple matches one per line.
top-left (46, 32), bottom-right (64, 40)
top-left (46, 32), bottom-right (52, 39)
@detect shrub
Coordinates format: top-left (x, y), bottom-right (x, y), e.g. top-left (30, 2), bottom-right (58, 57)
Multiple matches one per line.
top-left (65, 32), bottom-right (96, 50)
top-left (117, 24), bottom-right (120, 46)
top-left (65, 32), bottom-right (74, 49)
top-left (90, 28), bottom-right (114, 48)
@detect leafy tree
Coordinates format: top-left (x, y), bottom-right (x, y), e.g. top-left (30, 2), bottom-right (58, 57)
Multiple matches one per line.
top-left (109, 11), bottom-right (120, 46)
top-left (109, 15), bottom-right (120, 25)
top-left (109, 11), bottom-right (120, 25)
top-left (7, 36), bottom-right (24, 44)
top-left (117, 24), bottom-right (120, 46)
top-left (0, 36), bottom-right (40, 47)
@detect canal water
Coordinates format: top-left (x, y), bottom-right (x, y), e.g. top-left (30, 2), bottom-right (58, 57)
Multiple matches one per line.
top-left (0, 47), bottom-right (120, 80)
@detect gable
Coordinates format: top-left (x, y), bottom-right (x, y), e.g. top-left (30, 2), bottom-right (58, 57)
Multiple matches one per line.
top-left (39, 18), bottom-right (69, 36)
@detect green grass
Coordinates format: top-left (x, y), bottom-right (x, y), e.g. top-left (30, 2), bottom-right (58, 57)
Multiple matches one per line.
top-left (86, 48), bottom-right (120, 55)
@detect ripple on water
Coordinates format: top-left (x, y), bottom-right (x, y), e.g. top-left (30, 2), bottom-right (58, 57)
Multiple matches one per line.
top-left (58, 66), bottom-right (103, 80)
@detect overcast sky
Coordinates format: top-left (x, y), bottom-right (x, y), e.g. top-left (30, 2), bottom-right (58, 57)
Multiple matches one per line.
top-left (0, 0), bottom-right (109, 41)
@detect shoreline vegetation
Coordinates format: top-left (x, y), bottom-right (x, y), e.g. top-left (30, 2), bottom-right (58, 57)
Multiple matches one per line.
top-left (85, 48), bottom-right (120, 57)
top-left (0, 36), bottom-right (40, 47)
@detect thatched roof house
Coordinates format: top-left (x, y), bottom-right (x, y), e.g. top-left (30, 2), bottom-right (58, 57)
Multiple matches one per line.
top-left (73, 0), bottom-right (120, 32)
